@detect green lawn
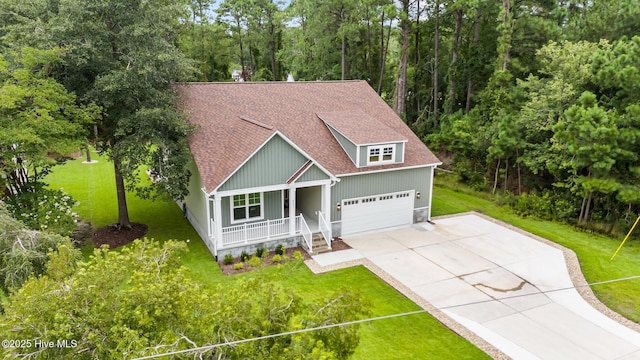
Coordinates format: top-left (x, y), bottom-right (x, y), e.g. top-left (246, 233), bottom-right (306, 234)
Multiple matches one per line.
top-left (433, 173), bottom-right (640, 322)
top-left (45, 154), bottom-right (489, 359)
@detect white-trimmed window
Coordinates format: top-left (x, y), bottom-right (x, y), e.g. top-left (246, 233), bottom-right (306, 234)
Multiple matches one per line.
top-left (232, 192), bottom-right (263, 222)
top-left (367, 145), bottom-right (395, 165)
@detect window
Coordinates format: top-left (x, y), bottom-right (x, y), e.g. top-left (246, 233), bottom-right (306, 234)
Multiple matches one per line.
top-left (232, 192), bottom-right (263, 222)
top-left (367, 145), bottom-right (395, 165)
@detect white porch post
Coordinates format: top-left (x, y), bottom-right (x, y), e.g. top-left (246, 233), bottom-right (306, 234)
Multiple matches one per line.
top-left (213, 194), bottom-right (223, 248)
top-left (289, 187), bottom-right (296, 235)
top-left (322, 183), bottom-right (331, 222)
top-left (427, 166), bottom-right (435, 221)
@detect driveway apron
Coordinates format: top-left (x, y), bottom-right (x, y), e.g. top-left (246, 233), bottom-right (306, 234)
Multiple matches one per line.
top-left (341, 214), bottom-right (640, 360)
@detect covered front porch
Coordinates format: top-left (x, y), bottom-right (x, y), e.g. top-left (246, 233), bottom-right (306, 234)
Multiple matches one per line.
top-left (206, 182), bottom-right (332, 256)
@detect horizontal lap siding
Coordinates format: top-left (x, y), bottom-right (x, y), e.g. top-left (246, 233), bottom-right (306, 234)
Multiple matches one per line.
top-left (218, 135), bottom-right (308, 192)
top-left (331, 166), bottom-right (433, 221)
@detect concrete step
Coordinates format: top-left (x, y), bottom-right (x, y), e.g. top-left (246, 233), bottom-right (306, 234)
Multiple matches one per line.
top-left (311, 233), bottom-right (331, 254)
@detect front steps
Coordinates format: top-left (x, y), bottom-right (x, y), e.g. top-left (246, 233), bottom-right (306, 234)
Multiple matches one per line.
top-left (311, 233), bottom-right (331, 254)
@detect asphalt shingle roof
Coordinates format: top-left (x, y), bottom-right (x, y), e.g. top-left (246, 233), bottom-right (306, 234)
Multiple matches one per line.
top-left (175, 80), bottom-right (440, 193)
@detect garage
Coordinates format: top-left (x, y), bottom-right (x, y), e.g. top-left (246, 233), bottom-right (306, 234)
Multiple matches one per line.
top-left (341, 190), bottom-right (415, 235)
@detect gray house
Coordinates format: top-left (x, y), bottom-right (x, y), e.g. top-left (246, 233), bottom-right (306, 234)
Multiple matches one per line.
top-left (176, 81), bottom-right (441, 258)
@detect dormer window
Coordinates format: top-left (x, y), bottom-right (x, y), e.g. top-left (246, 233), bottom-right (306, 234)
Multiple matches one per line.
top-left (368, 145), bottom-right (395, 165)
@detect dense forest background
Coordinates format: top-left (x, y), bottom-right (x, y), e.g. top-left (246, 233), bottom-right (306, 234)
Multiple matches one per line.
top-left (3, 0), bottom-right (640, 233)
top-left (178, 0), bottom-right (640, 234)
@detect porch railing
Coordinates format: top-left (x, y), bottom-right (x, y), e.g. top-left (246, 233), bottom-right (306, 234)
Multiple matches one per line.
top-left (298, 215), bottom-right (313, 253)
top-left (318, 211), bottom-right (332, 250)
top-left (221, 217), bottom-right (292, 247)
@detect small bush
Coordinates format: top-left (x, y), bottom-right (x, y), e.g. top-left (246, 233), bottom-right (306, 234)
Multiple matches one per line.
top-left (275, 244), bottom-right (285, 255)
top-left (272, 254), bottom-right (282, 263)
top-left (5, 183), bottom-right (79, 237)
top-left (255, 245), bottom-right (267, 258)
top-left (223, 253), bottom-right (234, 265)
top-left (248, 256), bottom-right (262, 267)
top-left (293, 250), bottom-right (303, 261)
top-left (233, 263), bottom-right (244, 270)
top-left (240, 250), bottom-right (249, 262)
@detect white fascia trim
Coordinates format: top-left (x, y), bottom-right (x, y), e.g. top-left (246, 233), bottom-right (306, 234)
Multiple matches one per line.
top-left (215, 179), bottom-right (332, 198)
top-left (272, 131), bottom-right (337, 182)
top-left (210, 131), bottom-right (337, 196)
top-left (288, 160), bottom-right (314, 183)
top-left (337, 163), bottom-right (442, 177)
top-left (210, 132), bottom-right (278, 196)
top-left (358, 139), bottom-right (409, 147)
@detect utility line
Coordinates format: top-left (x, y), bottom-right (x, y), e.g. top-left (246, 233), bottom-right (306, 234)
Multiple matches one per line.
top-left (131, 274), bottom-right (640, 360)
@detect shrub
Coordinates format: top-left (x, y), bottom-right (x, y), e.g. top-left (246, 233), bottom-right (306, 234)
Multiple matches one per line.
top-left (275, 244), bottom-right (285, 255)
top-left (248, 256), bottom-right (262, 267)
top-left (5, 184), bottom-right (79, 237)
top-left (233, 263), bottom-right (244, 270)
top-left (240, 250), bottom-right (249, 262)
top-left (293, 250), bottom-right (303, 261)
top-left (272, 254), bottom-right (282, 263)
top-left (223, 253), bottom-right (234, 265)
top-left (255, 245), bottom-right (267, 258)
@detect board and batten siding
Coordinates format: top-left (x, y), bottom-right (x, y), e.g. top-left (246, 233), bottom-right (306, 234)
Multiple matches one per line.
top-left (326, 126), bottom-right (357, 165)
top-left (331, 166), bottom-right (433, 221)
top-left (183, 159), bottom-right (209, 243)
top-left (296, 164), bottom-right (330, 183)
top-left (221, 190), bottom-right (283, 227)
top-left (358, 142), bottom-right (405, 166)
top-left (218, 135), bottom-right (308, 192)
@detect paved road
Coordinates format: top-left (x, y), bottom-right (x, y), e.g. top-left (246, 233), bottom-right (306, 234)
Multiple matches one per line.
top-left (315, 214), bottom-right (640, 359)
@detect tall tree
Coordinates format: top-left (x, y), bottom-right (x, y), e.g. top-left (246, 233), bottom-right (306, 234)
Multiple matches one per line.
top-left (48, 0), bottom-right (196, 229)
top-left (0, 47), bottom-right (99, 195)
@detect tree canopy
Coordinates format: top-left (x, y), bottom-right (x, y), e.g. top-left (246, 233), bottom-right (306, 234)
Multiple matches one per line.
top-left (1, 239), bottom-right (369, 359)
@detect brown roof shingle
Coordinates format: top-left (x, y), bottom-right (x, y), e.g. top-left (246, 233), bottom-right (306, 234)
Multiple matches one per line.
top-left (175, 80), bottom-right (440, 193)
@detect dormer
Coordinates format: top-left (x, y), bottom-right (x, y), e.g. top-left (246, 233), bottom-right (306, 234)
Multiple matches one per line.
top-left (317, 110), bottom-right (407, 168)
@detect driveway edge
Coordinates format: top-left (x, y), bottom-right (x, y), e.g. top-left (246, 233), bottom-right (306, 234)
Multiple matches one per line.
top-left (305, 211), bottom-right (640, 359)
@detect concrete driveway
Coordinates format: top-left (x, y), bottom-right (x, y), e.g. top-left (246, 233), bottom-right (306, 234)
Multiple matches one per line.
top-left (311, 213), bottom-right (640, 359)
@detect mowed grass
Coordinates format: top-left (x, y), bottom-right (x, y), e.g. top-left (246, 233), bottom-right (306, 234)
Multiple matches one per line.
top-left (45, 154), bottom-right (489, 359)
top-left (433, 173), bottom-right (640, 322)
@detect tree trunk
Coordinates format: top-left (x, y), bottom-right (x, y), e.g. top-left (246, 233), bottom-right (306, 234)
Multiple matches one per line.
top-left (492, 158), bottom-right (501, 194)
top-left (447, 8), bottom-right (463, 115)
top-left (394, 0), bottom-right (410, 116)
top-left (85, 141), bottom-right (92, 163)
top-left (341, 7), bottom-right (346, 80)
top-left (516, 148), bottom-right (522, 195)
top-left (500, 0), bottom-right (513, 71)
top-left (377, 12), bottom-right (392, 95)
top-left (466, 6), bottom-right (482, 113)
top-left (432, 0), bottom-right (440, 126)
top-left (269, 23), bottom-right (277, 80)
top-left (113, 156), bottom-right (131, 229)
top-left (504, 158), bottom-right (509, 192)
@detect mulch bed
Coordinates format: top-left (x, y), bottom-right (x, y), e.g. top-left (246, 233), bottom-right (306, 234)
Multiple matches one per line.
top-left (218, 239), bottom-right (351, 275)
top-left (93, 223), bottom-right (148, 249)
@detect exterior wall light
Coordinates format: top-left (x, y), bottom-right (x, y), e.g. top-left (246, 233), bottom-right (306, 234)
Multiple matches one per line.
top-left (416, 192), bottom-right (421, 199)
top-left (336, 203), bottom-right (341, 211)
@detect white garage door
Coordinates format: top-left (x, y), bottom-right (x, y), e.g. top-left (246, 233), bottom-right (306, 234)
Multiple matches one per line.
top-left (341, 191), bottom-right (414, 235)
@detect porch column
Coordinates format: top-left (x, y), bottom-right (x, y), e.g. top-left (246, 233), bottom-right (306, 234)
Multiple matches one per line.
top-left (289, 187), bottom-right (296, 235)
top-left (427, 166), bottom-right (435, 221)
top-left (322, 183), bottom-right (331, 222)
top-left (213, 195), bottom-right (223, 248)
